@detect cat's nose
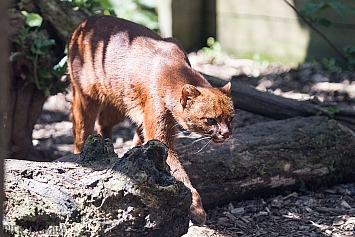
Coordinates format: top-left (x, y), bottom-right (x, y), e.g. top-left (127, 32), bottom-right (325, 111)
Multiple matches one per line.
top-left (221, 131), bottom-right (231, 139)
top-left (219, 126), bottom-right (231, 139)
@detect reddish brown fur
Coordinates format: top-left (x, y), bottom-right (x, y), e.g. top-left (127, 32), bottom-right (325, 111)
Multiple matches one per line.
top-left (68, 15), bottom-right (235, 225)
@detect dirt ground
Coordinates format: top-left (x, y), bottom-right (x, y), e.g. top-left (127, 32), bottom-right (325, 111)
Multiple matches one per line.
top-left (31, 52), bottom-right (355, 236)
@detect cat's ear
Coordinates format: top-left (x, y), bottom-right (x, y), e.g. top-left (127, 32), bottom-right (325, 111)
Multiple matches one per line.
top-left (219, 82), bottom-right (231, 96)
top-left (180, 84), bottom-right (201, 109)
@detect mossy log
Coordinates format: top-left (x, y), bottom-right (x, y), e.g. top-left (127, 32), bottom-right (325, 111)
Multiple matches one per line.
top-left (4, 138), bottom-right (191, 237)
top-left (175, 116), bottom-right (355, 208)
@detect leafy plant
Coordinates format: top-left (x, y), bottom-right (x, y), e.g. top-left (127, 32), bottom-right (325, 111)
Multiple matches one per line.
top-left (67, 0), bottom-right (159, 30)
top-left (316, 106), bottom-right (339, 116)
top-left (202, 37), bottom-right (227, 65)
top-left (285, 0), bottom-right (355, 68)
top-left (326, 106), bottom-right (340, 115)
top-left (344, 45), bottom-right (355, 66)
top-left (11, 12), bottom-right (67, 96)
top-left (320, 58), bottom-right (342, 73)
top-left (301, 0), bottom-right (355, 25)
top-left (13, 0), bottom-right (158, 97)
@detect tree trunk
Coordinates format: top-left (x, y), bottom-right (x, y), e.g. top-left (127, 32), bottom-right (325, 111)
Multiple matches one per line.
top-left (36, 0), bottom-right (91, 42)
top-left (175, 116), bottom-right (355, 208)
top-left (204, 74), bottom-right (355, 131)
top-left (1, 0), bottom-right (11, 232)
top-left (8, 82), bottom-right (47, 159)
top-left (4, 138), bottom-right (191, 237)
top-left (7, 1), bottom-right (90, 159)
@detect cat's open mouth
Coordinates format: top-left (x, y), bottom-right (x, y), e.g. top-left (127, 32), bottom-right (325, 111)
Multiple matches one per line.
top-left (212, 138), bottom-right (227, 144)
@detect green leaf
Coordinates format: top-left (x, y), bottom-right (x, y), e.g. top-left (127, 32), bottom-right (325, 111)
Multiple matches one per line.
top-left (318, 17), bottom-right (331, 27)
top-left (348, 57), bottom-right (355, 65)
top-left (25, 54), bottom-right (35, 60)
top-left (44, 87), bottom-right (51, 97)
top-left (53, 60), bottom-right (68, 78)
top-left (30, 45), bottom-right (38, 54)
top-left (13, 28), bottom-right (29, 46)
top-left (38, 68), bottom-right (52, 79)
top-left (344, 45), bottom-right (355, 54)
top-left (327, 1), bottom-right (348, 20)
top-left (348, 4), bottom-right (355, 15)
top-left (136, 0), bottom-right (156, 9)
top-left (130, 11), bottom-right (158, 30)
top-left (99, 0), bottom-right (114, 10)
top-left (344, 45), bottom-right (355, 65)
top-left (304, 2), bottom-right (326, 17)
top-left (31, 45), bottom-right (45, 55)
top-left (41, 39), bottom-right (56, 48)
top-left (22, 11), bottom-right (43, 27)
top-left (326, 106), bottom-right (339, 114)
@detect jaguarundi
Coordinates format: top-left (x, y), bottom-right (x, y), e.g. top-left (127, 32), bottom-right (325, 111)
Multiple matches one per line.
top-left (68, 14), bottom-right (235, 225)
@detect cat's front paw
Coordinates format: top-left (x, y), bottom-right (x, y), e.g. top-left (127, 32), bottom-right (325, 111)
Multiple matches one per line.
top-left (189, 203), bottom-right (206, 226)
top-left (189, 189), bottom-right (206, 225)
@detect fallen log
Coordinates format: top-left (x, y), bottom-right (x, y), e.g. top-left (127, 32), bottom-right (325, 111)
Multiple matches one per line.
top-left (204, 74), bottom-right (355, 131)
top-left (4, 138), bottom-right (191, 237)
top-left (175, 116), bottom-right (355, 208)
top-left (4, 117), bottom-right (355, 235)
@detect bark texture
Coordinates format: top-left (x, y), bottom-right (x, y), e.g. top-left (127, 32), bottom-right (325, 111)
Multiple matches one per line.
top-left (1, 0), bottom-right (10, 233)
top-left (4, 137), bottom-right (191, 237)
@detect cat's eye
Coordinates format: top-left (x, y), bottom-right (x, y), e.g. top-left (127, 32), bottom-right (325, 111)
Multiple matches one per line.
top-left (228, 117), bottom-right (234, 123)
top-left (206, 118), bottom-right (217, 125)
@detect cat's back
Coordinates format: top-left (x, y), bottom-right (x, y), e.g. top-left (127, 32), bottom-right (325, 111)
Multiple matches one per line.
top-left (68, 15), bottom-right (189, 89)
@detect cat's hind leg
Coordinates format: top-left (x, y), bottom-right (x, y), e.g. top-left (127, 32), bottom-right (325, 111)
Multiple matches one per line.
top-left (132, 124), bottom-right (144, 146)
top-left (71, 88), bottom-right (100, 153)
top-left (97, 103), bottom-right (124, 141)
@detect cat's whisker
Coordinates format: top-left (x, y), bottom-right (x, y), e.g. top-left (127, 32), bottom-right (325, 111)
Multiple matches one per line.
top-left (193, 138), bottom-right (213, 154)
top-left (185, 132), bottom-right (194, 138)
top-left (173, 131), bottom-right (186, 137)
top-left (234, 118), bottom-right (241, 123)
top-left (192, 136), bottom-right (212, 144)
top-left (170, 123), bottom-right (180, 131)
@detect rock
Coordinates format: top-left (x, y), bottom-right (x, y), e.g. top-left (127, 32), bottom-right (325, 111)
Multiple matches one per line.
top-left (333, 217), bottom-right (344, 226)
top-left (340, 200), bottom-right (351, 209)
top-left (230, 207), bottom-right (245, 215)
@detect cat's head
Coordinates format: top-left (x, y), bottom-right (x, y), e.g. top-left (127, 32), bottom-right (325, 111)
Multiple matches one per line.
top-left (178, 82), bottom-right (235, 144)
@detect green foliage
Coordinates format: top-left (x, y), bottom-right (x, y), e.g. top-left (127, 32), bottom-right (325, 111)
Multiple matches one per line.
top-left (302, 0), bottom-right (355, 24)
top-left (326, 106), bottom-right (339, 115)
top-left (320, 58), bottom-right (342, 73)
top-left (300, 0), bottom-right (355, 67)
top-left (12, 12), bottom-right (67, 96)
top-left (316, 106), bottom-right (339, 116)
top-left (22, 11), bottom-right (43, 28)
top-left (67, 0), bottom-right (159, 30)
top-left (344, 45), bottom-right (355, 66)
top-left (202, 37), bottom-right (227, 65)
top-left (13, 1), bottom-right (158, 97)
